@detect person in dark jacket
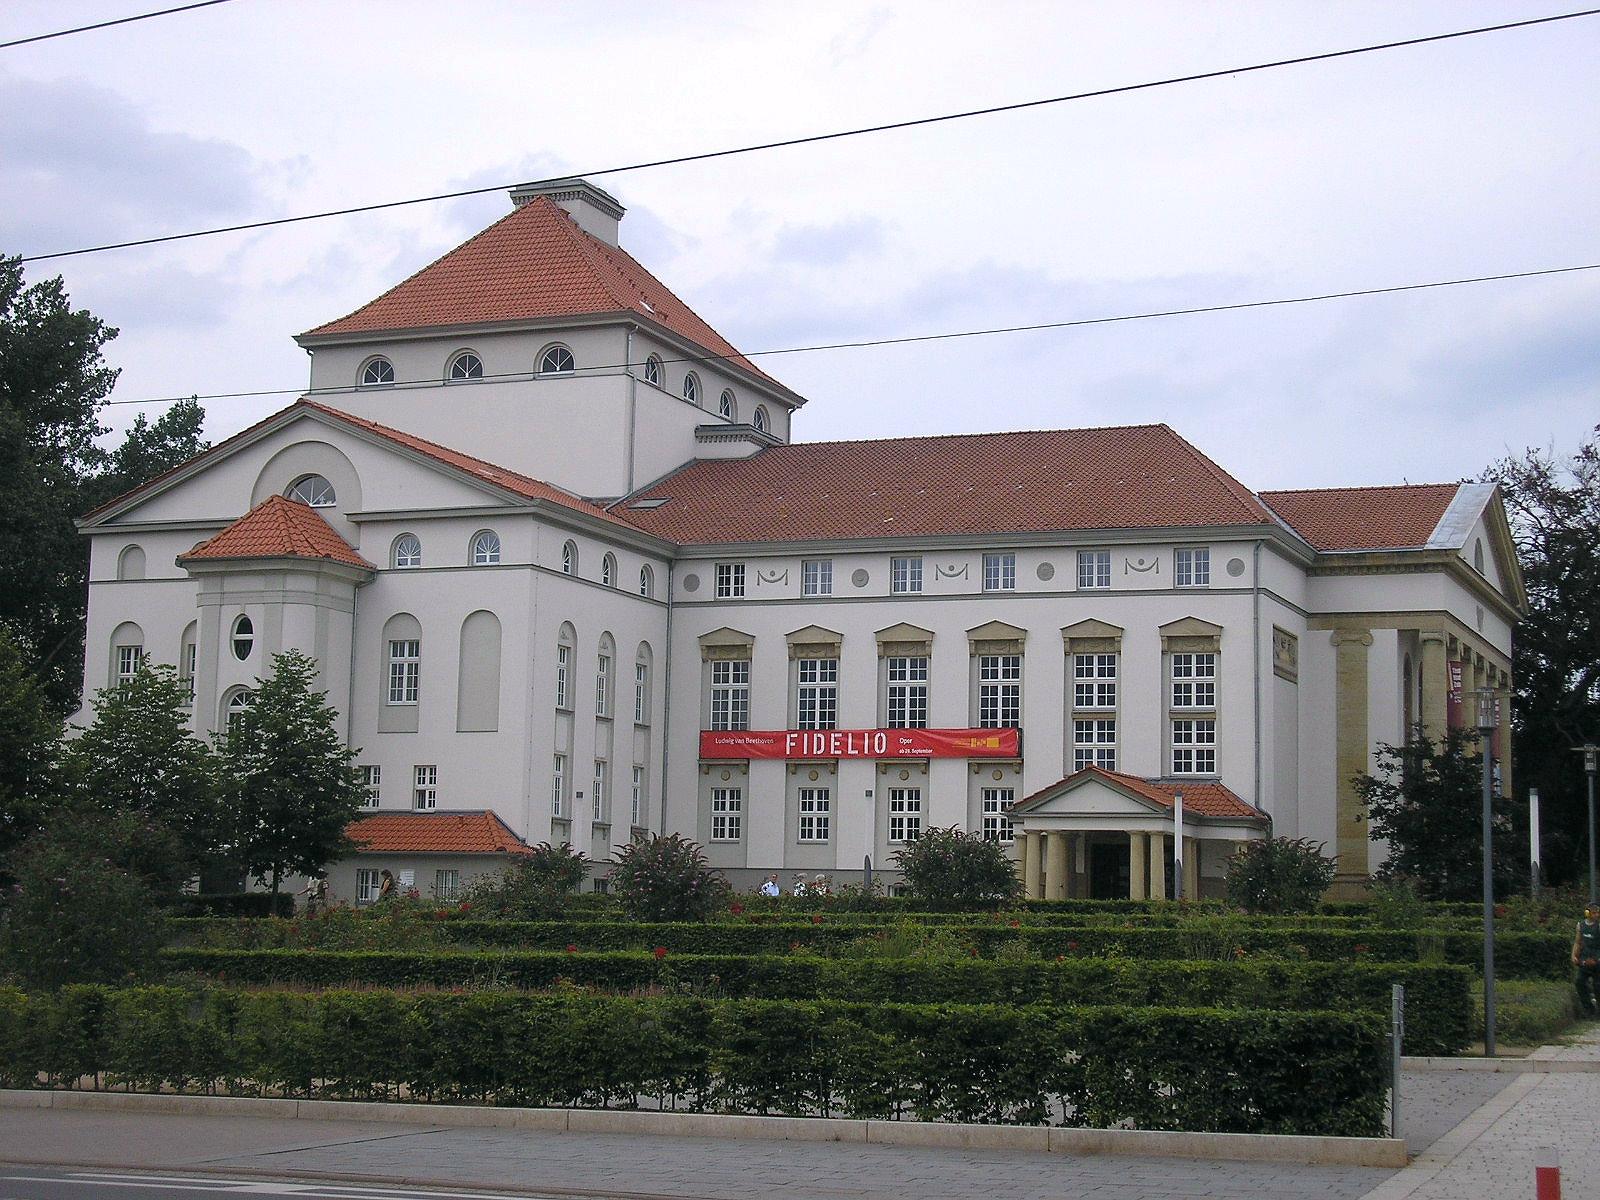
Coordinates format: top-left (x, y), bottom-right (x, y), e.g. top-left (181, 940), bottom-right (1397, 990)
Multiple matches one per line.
top-left (1573, 902), bottom-right (1600, 1015)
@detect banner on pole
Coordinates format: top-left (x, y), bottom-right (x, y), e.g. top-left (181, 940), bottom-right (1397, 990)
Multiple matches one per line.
top-left (699, 728), bottom-right (1020, 760)
top-left (1447, 662), bottom-right (1464, 729)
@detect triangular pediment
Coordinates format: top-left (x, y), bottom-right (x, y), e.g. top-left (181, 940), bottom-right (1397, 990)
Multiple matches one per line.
top-left (1061, 619), bottom-right (1124, 640)
top-left (875, 622), bottom-right (935, 643)
top-left (1157, 616), bottom-right (1224, 639)
top-left (698, 627), bottom-right (756, 648)
top-left (786, 625), bottom-right (844, 644)
top-left (1013, 773), bottom-right (1168, 818)
top-left (966, 620), bottom-right (1028, 642)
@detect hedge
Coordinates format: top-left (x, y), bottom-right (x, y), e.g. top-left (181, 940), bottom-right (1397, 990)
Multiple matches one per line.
top-left (160, 948), bottom-right (1472, 1054)
top-left (172, 917), bottom-right (1567, 978)
top-left (0, 985), bottom-right (1386, 1135)
top-left (171, 893), bottom-right (295, 919)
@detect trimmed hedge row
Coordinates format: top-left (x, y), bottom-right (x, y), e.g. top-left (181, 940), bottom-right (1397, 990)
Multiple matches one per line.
top-left (160, 948), bottom-right (1472, 1054)
top-left (172, 917), bottom-right (1568, 978)
top-left (171, 893), bottom-right (295, 919)
top-left (0, 985), bottom-right (1385, 1135)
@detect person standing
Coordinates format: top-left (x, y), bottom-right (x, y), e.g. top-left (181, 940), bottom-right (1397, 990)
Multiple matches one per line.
top-left (1573, 902), bottom-right (1600, 1015)
top-left (760, 874), bottom-right (780, 897)
top-left (378, 869), bottom-right (396, 903)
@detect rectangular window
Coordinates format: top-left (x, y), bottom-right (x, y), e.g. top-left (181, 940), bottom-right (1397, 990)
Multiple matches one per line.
top-left (555, 644), bottom-right (571, 710)
top-left (1077, 550), bottom-right (1111, 589)
top-left (982, 552), bottom-right (1016, 592)
top-left (592, 760), bottom-right (608, 822)
top-left (634, 662), bottom-right (649, 724)
top-left (595, 653), bottom-right (611, 717)
top-left (114, 644), bottom-right (143, 686)
top-left (885, 656), bottom-right (930, 729)
top-left (802, 558), bottom-right (833, 596)
top-left (356, 868), bottom-right (381, 905)
top-left (715, 562), bottom-right (745, 599)
top-left (359, 765), bottom-right (381, 809)
top-left (552, 753), bottom-right (566, 817)
top-left (413, 765), bottom-right (437, 810)
top-left (888, 788), bottom-right (923, 843)
top-left (891, 555), bottom-right (923, 594)
top-left (978, 654), bottom-right (1022, 728)
top-left (1175, 547), bottom-right (1211, 587)
top-left (1073, 653), bottom-right (1118, 709)
top-left (387, 639), bottom-right (420, 704)
top-left (1073, 718), bottom-right (1117, 770)
top-left (711, 788), bottom-right (743, 841)
top-left (981, 788), bottom-right (1015, 843)
top-left (631, 765), bottom-right (645, 826)
top-left (435, 869), bottom-right (459, 901)
top-left (798, 788), bottom-right (831, 842)
top-left (1171, 652), bottom-right (1217, 708)
top-left (709, 659), bottom-right (750, 731)
top-left (1172, 718), bottom-right (1217, 774)
top-left (796, 658), bottom-right (839, 730)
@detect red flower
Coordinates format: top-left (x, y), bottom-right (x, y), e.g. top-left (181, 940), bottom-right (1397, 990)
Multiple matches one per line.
top-left (1494, 904), bottom-right (1508, 919)
top-left (730, 902), bottom-right (745, 915)
top-left (1067, 940), bottom-right (1080, 951)
top-left (1233, 947), bottom-right (1246, 959)
top-left (1008, 919), bottom-right (1021, 928)
top-left (969, 948), bottom-right (979, 957)
top-left (457, 901), bottom-right (472, 913)
top-left (565, 943), bottom-right (578, 954)
top-left (653, 946), bottom-right (668, 960)
top-left (811, 914), bottom-right (823, 925)
top-left (1353, 943), bottom-right (1369, 954)
top-left (790, 941), bottom-right (802, 951)
top-left (1054, 955), bottom-right (1064, 963)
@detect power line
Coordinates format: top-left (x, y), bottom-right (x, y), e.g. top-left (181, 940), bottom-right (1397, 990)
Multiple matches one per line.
top-left (20, 6), bottom-right (1600, 264)
top-left (103, 259), bottom-right (1600, 408)
top-left (0, 0), bottom-right (236, 50)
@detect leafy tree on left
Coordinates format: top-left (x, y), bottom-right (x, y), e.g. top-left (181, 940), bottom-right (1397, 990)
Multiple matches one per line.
top-left (0, 256), bottom-right (208, 713)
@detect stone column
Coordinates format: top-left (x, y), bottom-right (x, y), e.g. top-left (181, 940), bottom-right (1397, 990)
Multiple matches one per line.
top-left (1150, 833), bottom-right (1168, 900)
top-left (1063, 834), bottom-right (1077, 899)
top-left (1419, 631), bottom-right (1448, 743)
top-left (1046, 832), bottom-right (1068, 901)
top-left (1184, 837), bottom-right (1201, 901)
top-left (1331, 629), bottom-right (1374, 893)
top-left (1022, 830), bottom-right (1042, 899)
top-left (1128, 831), bottom-right (1147, 900)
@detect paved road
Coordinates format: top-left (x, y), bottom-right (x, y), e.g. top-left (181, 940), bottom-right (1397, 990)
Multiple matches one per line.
top-left (0, 1171), bottom-right (579, 1200)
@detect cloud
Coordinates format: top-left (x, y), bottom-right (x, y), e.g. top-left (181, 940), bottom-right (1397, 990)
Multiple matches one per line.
top-left (771, 216), bottom-right (887, 266)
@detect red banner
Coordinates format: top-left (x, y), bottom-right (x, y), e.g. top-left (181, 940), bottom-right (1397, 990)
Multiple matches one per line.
top-left (1447, 662), bottom-right (1464, 729)
top-left (699, 728), bottom-right (1021, 761)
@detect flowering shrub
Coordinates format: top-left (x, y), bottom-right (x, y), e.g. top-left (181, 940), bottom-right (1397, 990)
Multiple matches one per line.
top-left (609, 833), bottom-right (730, 923)
top-left (893, 826), bottom-right (1022, 910)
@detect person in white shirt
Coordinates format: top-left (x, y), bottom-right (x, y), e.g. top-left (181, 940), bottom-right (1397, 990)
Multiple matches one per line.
top-left (760, 874), bottom-right (780, 897)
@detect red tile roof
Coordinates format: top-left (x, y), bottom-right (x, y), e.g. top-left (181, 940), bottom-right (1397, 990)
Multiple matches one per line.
top-left (347, 810), bottom-right (532, 856)
top-left (619, 424), bottom-right (1273, 544)
top-left (1018, 767), bottom-right (1266, 822)
top-left (177, 495), bottom-right (373, 569)
top-left (1260, 483), bottom-right (1459, 552)
top-left (299, 195), bottom-right (775, 384)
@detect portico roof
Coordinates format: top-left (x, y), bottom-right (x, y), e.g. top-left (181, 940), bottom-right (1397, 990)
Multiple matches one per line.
top-left (1012, 766), bottom-right (1268, 827)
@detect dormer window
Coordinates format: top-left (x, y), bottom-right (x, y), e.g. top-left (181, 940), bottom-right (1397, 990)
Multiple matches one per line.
top-left (753, 406), bottom-right (769, 433)
top-left (719, 390), bottom-right (736, 421)
top-left (471, 529), bottom-right (501, 565)
top-left (392, 533), bottom-right (422, 568)
top-left (448, 351), bottom-right (484, 382)
top-left (359, 357), bottom-right (395, 387)
top-left (643, 355), bottom-right (663, 387)
top-left (286, 475), bottom-right (335, 507)
top-left (538, 344), bottom-right (576, 375)
top-left (682, 372), bottom-right (700, 405)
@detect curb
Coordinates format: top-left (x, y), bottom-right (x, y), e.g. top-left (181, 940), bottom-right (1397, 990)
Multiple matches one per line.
top-left (1402, 1056), bottom-right (1600, 1074)
top-left (0, 1088), bottom-right (1407, 1167)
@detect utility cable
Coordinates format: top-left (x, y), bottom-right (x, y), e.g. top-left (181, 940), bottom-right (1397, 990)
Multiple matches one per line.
top-left (101, 259), bottom-right (1600, 408)
top-left (0, 0), bottom-right (236, 50)
top-left (18, 6), bottom-right (1600, 263)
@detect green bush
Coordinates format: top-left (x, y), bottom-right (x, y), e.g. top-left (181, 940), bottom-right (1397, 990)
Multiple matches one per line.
top-left (463, 843), bottom-right (590, 919)
top-left (1479, 979), bottom-right (1594, 1047)
top-left (0, 985), bottom-right (1387, 1135)
top-left (1225, 838), bottom-right (1336, 914)
top-left (171, 893), bottom-right (295, 918)
top-left (893, 826), bottom-right (1021, 909)
top-left (610, 833), bottom-right (729, 923)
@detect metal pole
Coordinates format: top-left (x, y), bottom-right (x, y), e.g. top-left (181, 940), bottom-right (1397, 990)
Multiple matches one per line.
top-left (1529, 788), bottom-right (1541, 901)
top-left (1390, 983), bottom-right (1404, 1140)
top-left (1589, 758), bottom-right (1598, 907)
top-left (1480, 696), bottom-right (1496, 1058)
top-left (1173, 790), bottom-right (1184, 901)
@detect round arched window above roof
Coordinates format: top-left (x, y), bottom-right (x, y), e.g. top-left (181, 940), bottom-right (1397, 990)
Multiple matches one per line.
top-left (231, 615), bottom-right (254, 661)
top-left (286, 475), bottom-right (336, 507)
top-left (602, 553), bottom-right (617, 587)
top-left (752, 406), bottom-right (769, 433)
top-left (471, 529), bottom-right (501, 565)
top-left (538, 344), bottom-right (576, 375)
top-left (639, 564), bottom-right (654, 598)
top-left (561, 540), bottom-right (578, 576)
top-left (718, 390), bottom-right (736, 421)
top-left (360, 357), bottom-right (395, 387)
top-left (682, 372), bottom-right (700, 405)
top-left (392, 533), bottom-right (422, 569)
top-left (643, 355), bottom-right (663, 388)
top-left (448, 351), bottom-right (484, 382)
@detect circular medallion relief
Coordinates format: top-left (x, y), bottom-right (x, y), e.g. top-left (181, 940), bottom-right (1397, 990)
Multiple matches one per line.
top-left (852, 568), bottom-right (870, 588)
top-left (808, 769), bottom-right (819, 781)
top-left (898, 769), bottom-right (910, 781)
top-left (683, 573), bottom-right (701, 593)
top-left (992, 769), bottom-right (1004, 781)
top-left (1226, 558), bottom-right (1246, 577)
top-left (719, 769), bottom-right (731, 781)
top-left (1036, 562), bottom-right (1055, 582)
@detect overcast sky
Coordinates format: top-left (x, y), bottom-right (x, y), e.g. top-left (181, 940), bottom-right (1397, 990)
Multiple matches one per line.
top-left (4, 0), bottom-right (1596, 492)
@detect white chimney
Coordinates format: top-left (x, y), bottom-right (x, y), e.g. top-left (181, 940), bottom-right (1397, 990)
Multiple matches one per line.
top-left (509, 177), bottom-right (625, 246)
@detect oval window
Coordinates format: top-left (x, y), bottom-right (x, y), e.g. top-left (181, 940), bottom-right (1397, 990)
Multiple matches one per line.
top-left (231, 615), bottom-right (254, 661)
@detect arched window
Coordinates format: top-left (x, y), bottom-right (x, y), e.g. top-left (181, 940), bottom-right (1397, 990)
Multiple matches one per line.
top-left (231, 615), bottom-right (254, 661)
top-left (634, 642), bottom-right (653, 725)
top-left (179, 621), bottom-right (197, 701)
top-left (561, 540), bottom-right (578, 576)
top-left (682, 372), bottom-right (700, 405)
top-left (538, 344), bottom-right (576, 375)
top-left (718, 390), bottom-right (736, 421)
top-left (555, 622), bottom-right (576, 710)
top-left (602, 553), bottom-right (617, 588)
top-left (116, 544), bottom-right (146, 581)
top-left (360, 357), bottom-right (395, 387)
top-left (643, 355), bottom-right (663, 388)
top-left (752, 406), bottom-right (769, 433)
top-left (447, 351), bottom-right (484, 382)
top-left (110, 621), bottom-right (144, 688)
top-left (223, 687), bottom-right (254, 732)
top-left (639, 564), bottom-right (654, 598)
top-left (471, 529), bottom-right (501, 565)
top-left (457, 610), bottom-right (502, 733)
top-left (392, 533), bottom-right (422, 568)
top-left (596, 632), bottom-right (616, 718)
top-left (286, 474), bottom-right (336, 507)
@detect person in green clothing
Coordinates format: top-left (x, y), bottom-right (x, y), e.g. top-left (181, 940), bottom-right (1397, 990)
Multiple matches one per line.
top-left (1573, 902), bottom-right (1600, 1015)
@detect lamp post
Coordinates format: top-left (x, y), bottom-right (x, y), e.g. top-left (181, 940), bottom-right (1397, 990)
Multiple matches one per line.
top-left (1173, 790), bottom-right (1184, 900)
top-left (1577, 745), bottom-right (1599, 905)
top-left (1475, 688), bottom-right (1497, 1057)
top-left (1529, 787), bottom-right (1541, 901)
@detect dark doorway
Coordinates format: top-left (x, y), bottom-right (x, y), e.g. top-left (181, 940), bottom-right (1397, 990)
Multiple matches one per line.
top-left (1089, 839), bottom-right (1129, 899)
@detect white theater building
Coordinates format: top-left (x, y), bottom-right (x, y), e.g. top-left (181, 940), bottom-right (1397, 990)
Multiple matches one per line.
top-left (78, 179), bottom-right (1525, 902)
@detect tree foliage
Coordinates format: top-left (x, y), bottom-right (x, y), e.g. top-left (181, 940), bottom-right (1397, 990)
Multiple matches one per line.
top-left (893, 826), bottom-right (1023, 909)
top-left (221, 651), bottom-right (365, 894)
top-left (1354, 728), bottom-right (1525, 901)
top-left (1483, 428), bottom-right (1600, 886)
top-left (610, 833), bottom-right (730, 922)
top-left (1225, 837), bottom-right (1336, 914)
top-left (0, 626), bottom-right (62, 871)
top-left (464, 842), bottom-right (591, 918)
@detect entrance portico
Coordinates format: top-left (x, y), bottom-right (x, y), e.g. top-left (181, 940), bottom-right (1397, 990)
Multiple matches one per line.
top-left (1010, 767), bottom-right (1268, 900)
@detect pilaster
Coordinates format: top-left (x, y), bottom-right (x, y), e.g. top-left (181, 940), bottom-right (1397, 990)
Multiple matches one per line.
top-left (1331, 628), bottom-right (1374, 891)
